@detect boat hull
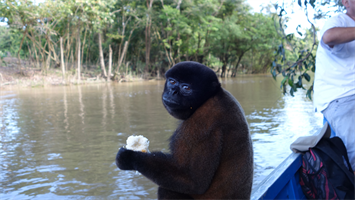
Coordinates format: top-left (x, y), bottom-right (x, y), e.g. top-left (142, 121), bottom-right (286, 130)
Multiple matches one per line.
top-left (251, 152), bottom-right (306, 200)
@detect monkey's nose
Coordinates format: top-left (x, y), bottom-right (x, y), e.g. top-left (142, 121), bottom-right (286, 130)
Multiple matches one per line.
top-left (170, 89), bottom-right (178, 95)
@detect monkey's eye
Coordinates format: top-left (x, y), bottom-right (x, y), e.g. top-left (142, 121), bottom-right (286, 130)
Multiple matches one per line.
top-left (169, 79), bottom-right (176, 85)
top-left (182, 85), bottom-right (190, 91)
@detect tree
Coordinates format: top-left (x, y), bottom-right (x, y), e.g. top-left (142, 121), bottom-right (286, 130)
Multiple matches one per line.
top-left (229, 12), bottom-right (281, 76)
top-left (2, 0), bottom-right (336, 83)
top-left (209, 3), bottom-right (281, 77)
top-left (108, 0), bottom-right (140, 78)
top-left (81, 0), bottom-right (115, 80)
top-left (269, 0), bottom-right (344, 99)
top-left (156, 1), bottom-right (189, 68)
top-left (1, 0), bottom-right (65, 72)
top-left (142, 0), bottom-right (154, 79)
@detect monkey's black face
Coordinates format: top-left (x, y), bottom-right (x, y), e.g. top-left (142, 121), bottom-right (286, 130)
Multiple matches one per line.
top-left (163, 77), bottom-right (193, 108)
top-left (162, 77), bottom-right (194, 119)
top-left (162, 61), bottom-right (221, 120)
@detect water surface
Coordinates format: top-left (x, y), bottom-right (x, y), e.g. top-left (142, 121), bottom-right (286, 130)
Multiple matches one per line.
top-left (0, 75), bottom-right (323, 199)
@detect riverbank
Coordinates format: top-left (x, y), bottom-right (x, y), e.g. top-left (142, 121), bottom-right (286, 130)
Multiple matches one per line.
top-left (0, 66), bottom-right (146, 88)
top-left (0, 57), bottom-right (149, 88)
top-left (0, 57), bottom-right (263, 89)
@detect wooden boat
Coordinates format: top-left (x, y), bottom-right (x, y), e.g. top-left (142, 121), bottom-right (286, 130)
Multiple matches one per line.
top-left (251, 152), bottom-right (306, 200)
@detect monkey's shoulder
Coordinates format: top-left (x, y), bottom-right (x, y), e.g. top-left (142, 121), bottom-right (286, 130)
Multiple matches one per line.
top-left (175, 88), bottom-right (248, 139)
top-left (194, 88), bottom-right (246, 119)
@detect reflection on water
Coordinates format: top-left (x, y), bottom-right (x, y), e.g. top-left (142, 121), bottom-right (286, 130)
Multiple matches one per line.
top-left (0, 75), bottom-right (322, 199)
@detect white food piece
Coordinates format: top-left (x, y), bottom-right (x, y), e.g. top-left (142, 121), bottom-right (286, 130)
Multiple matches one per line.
top-left (126, 135), bottom-right (149, 153)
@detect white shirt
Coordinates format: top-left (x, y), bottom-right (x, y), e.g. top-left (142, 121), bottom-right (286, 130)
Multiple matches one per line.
top-left (314, 13), bottom-right (355, 112)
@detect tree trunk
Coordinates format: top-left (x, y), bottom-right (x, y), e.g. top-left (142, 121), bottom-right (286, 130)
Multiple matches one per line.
top-left (156, 68), bottom-right (161, 79)
top-left (66, 21), bottom-right (70, 71)
top-left (108, 45), bottom-right (112, 81)
top-left (116, 26), bottom-right (135, 75)
top-left (46, 51), bottom-right (51, 71)
top-left (71, 50), bottom-right (74, 70)
top-left (26, 41), bottom-right (34, 68)
top-left (60, 37), bottom-right (66, 83)
top-left (77, 34), bottom-right (81, 83)
top-left (232, 51), bottom-right (246, 77)
top-left (195, 32), bottom-right (201, 61)
top-left (144, 0), bottom-right (154, 79)
top-left (197, 55), bottom-right (204, 64)
top-left (144, 21), bottom-right (151, 78)
top-left (98, 32), bottom-right (107, 78)
top-left (86, 42), bottom-right (90, 69)
top-left (221, 54), bottom-right (229, 77)
top-left (117, 41), bottom-right (129, 75)
top-left (155, 29), bottom-right (173, 67)
top-left (221, 63), bottom-right (226, 77)
top-left (17, 29), bottom-right (27, 68)
top-left (117, 13), bottom-right (126, 67)
top-left (118, 42), bottom-right (122, 68)
top-left (34, 44), bottom-right (39, 68)
top-left (81, 25), bottom-right (88, 70)
top-left (176, 33), bottom-right (181, 63)
top-left (46, 35), bottom-right (59, 67)
top-left (43, 51), bottom-right (50, 75)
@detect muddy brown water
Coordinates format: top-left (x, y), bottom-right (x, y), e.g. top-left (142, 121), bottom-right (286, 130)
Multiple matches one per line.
top-left (0, 75), bottom-right (322, 199)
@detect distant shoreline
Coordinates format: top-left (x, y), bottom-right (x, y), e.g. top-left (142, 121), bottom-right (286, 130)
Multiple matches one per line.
top-left (0, 57), bottom-right (160, 89)
top-left (0, 56), bottom-right (271, 89)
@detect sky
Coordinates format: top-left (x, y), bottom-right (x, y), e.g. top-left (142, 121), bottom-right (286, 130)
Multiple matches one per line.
top-left (247, 0), bottom-right (341, 39)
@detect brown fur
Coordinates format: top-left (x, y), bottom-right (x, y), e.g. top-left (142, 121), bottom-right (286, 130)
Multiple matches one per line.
top-left (116, 62), bottom-right (253, 199)
top-left (168, 88), bottom-right (253, 199)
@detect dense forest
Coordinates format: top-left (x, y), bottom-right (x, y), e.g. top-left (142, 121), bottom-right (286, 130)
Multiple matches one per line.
top-left (0, 0), bottom-right (319, 83)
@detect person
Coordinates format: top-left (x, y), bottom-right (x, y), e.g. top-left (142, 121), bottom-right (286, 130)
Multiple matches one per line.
top-left (313, 0), bottom-right (355, 174)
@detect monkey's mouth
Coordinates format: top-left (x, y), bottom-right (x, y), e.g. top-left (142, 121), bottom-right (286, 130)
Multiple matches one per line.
top-left (162, 97), bottom-right (179, 107)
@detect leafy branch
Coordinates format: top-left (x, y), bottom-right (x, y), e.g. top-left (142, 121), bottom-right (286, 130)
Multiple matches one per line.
top-left (270, 0), bottom-right (318, 100)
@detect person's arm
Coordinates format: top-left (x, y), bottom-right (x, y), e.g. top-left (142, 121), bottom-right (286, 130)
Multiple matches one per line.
top-left (322, 27), bottom-right (355, 48)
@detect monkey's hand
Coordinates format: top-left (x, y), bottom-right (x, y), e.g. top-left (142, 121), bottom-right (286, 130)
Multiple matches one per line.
top-left (116, 147), bottom-right (137, 170)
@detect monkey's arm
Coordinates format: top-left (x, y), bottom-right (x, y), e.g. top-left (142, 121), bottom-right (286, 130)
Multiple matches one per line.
top-left (116, 131), bottom-right (222, 195)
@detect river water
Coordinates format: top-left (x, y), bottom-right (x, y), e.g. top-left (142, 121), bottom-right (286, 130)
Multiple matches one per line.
top-left (0, 75), bottom-right (323, 199)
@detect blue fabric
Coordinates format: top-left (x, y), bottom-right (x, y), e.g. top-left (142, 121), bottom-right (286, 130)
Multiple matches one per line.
top-left (323, 117), bottom-right (336, 138)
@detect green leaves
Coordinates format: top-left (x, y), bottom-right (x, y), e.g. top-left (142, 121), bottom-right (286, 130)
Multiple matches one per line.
top-left (281, 76), bottom-right (288, 88)
top-left (303, 72), bottom-right (311, 82)
top-left (298, 0), bottom-right (316, 8)
top-left (296, 25), bottom-right (303, 37)
top-left (106, 33), bottom-right (124, 40)
top-left (270, 1), bottom-right (320, 100)
top-left (271, 43), bottom-right (315, 98)
top-left (0, 0), bottom-right (320, 86)
top-left (307, 0), bottom-right (316, 8)
top-left (306, 85), bottom-right (313, 100)
top-left (310, 0), bottom-right (316, 8)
